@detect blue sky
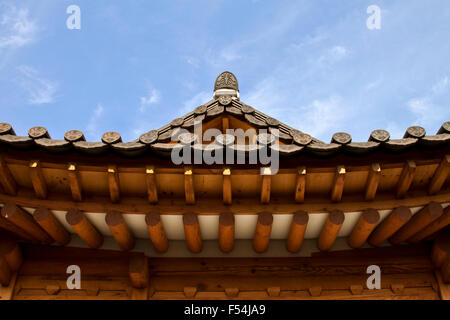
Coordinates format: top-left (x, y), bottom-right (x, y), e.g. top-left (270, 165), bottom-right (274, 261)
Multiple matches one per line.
top-left (0, 0), bottom-right (449, 142)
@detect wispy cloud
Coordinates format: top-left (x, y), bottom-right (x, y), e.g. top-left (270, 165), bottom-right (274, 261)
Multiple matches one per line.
top-left (407, 75), bottom-right (449, 126)
top-left (16, 65), bottom-right (58, 105)
top-left (0, 5), bottom-right (37, 48)
top-left (86, 103), bottom-right (104, 139)
top-left (139, 88), bottom-right (161, 112)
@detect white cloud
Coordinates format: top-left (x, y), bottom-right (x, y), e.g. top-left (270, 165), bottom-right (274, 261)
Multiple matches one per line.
top-left (431, 76), bottom-right (448, 95)
top-left (16, 65), bottom-right (58, 105)
top-left (86, 103), bottom-right (104, 139)
top-left (0, 5), bottom-right (37, 48)
top-left (318, 45), bottom-right (349, 65)
top-left (139, 88), bottom-right (160, 112)
top-left (297, 96), bottom-right (348, 138)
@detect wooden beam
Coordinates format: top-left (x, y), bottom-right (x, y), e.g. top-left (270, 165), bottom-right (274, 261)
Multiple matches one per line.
top-left (129, 254), bottom-right (148, 289)
top-left (1, 203), bottom-right (53, 244)
top-left (409, 206), bottom-right (450, 243)
top-left (318, 210), bottom-right (345, 251)
top-left (105, 210), bottom-right (135, 251)
top-left (67, 163), bottom-right (82, 201)
top-left (107, 165), bottom-right (120, 203)
top-left (29, 160), bottom-right (47, 199)
top-left (431, 232), bottom-right (450, 267)
top-left (0, 156), bottom-right (16, 196)
top-left (364, 163), bottom-right (381, 201)
top-left (33, 206), bottom-right (70, 246)
top-left (184, 167), bottom-right (195, 205)
top-left (331, 165), bottom-right (345, 202)
top-left (0, 214), bottom-right (36, 242)
top-left (348, 209), bottom-right (380, 248)
top-left (286, 210), bottom-right (309, 253)
top-left (253, 212), bottom-right (273, 253)
top-left (368, 206), bottom-right (412, 247)
top-left (260, 167), bottom-right (271, 204)
top-left (0, 256), bottom-right (11, 286)
top-left (396, 160), bottom-right (416, 198)
top-left (0, 232), bottom-right (23, 272)
top-left (219, 212), bottom-right (234, 253)
top-left (183, 212), bottom-right (202, 253)
top-left (1, 187), bottom-right (449, 216)
top-left (222, 168), bottom-right (232, 205)
top-left (65, 208), bottom-right (103, 249)
top-left (145, 211), bottom-right (168, 253)
top-left (390, 202), bottom-right (443, 245)
top-left (145, 166), bottom-right (158, 204)
top-left (428, 155), bottom-right (450, 195)
top-left (294, 166), bottom-right (306, 203)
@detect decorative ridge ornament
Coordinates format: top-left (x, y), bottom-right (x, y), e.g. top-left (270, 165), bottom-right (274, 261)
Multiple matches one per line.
top-left (214, 71), bottom-right (239, 91)
top-left (213, 71), bottom-right (240, 101)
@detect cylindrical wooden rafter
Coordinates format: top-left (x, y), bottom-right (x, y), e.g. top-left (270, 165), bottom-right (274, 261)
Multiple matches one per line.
top-left (65, 208), bottom-right (103, 249)
top-left (145, 211), bottom-right (169, 253)
top-left (253, 212), bottom-right (273, 253)
top-left (286, 210), bottom-right (309, 253)
top-left (105, 210), bottom-right (135, 251)
top-left (183, 212), bottom-right (202, 253)
top-left (219, 212), bottom-right (235, 253)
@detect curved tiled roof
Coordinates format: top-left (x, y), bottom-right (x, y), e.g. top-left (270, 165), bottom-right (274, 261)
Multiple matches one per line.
top-left (1, 85), bottom-right (450, 159)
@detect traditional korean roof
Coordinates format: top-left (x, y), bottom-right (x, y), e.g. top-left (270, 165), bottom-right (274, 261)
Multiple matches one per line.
top-left (1, 72), bottom-right (449, 160)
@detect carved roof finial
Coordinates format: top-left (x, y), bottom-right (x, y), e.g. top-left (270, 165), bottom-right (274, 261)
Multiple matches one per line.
top-left (213, 71), bottom-right (239, 100)
top-left (214, 71), bottom-right (238, 91)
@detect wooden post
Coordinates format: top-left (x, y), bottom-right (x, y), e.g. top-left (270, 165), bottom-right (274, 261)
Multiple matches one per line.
top-left (431, 232), bottom-right (450, 267)
top-left (219, 212), bottom-right (235, 253)
top-left (331, 165), bottom-right (345, 202)
top-left (409, 206), bottom-right (450, 243)
top-left (0, 155), bottom-right (17, 196)
top-left (286, 210), bottom-right (309, 253)
top-left (65, 208), bottom-right (103, 249)
top-left (223, 168), bottom-right (232, 205)
top-left (29, 160), bottom-right (48, 199)
top-left (253, 212), bottom-right (273, 253)
top-left (145, 165), bottom-right (158, 204)
top-left (318, 210), bottom-right (345, 251)
top-left (183, 212), bottom-right (202, 253)
top-left (129, 254), bottom-right (148, 289)
top-left (0, 256), bottom-right (11, 286)
top-left (145, 211), bottom-right (168, 253)
top-left (0, 232), bottom-right (23, 272)
top-left (33, 206), bottom-right (71, 246)
top-left (348, 209), bottom-right (380, 248)
top-left (295, 166), bottom-right (306, 203)
top-left (1, 202), bottom-right (53, 244)
top-left (260, 167), bottom-right (271, 204)
top-left (428, 155), bottom-right (450, 195)
top-left (390, 202), bottom-right (443, 245)
top-left (107, 165), bottom-right (120, 203)
top-left (184, 167), bottom-right (195, 205)
top-left (105, 210), bottom-right (135, 251)
top-left (396, 161), bottom-right (416, 198)
top-left (368, 206), bottom-right (412, 247)
top-left (364, 163), bottom-right (381, 201)
top-left (67, 163), bottom-right (83, 201)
